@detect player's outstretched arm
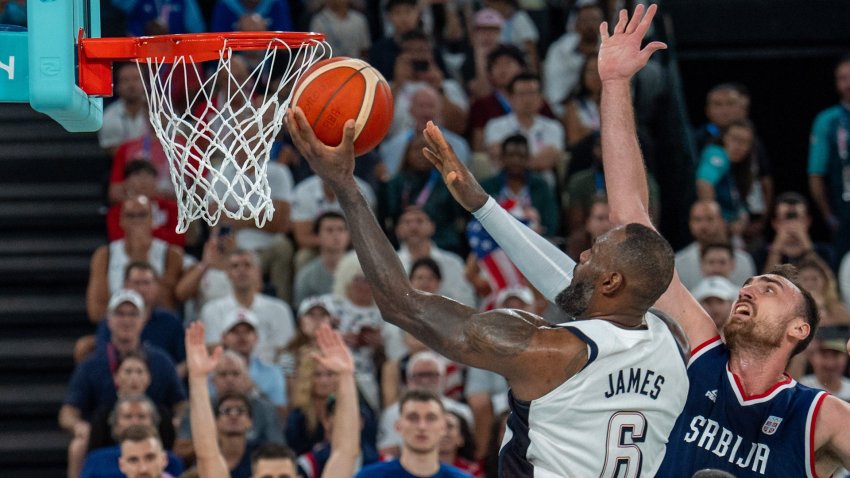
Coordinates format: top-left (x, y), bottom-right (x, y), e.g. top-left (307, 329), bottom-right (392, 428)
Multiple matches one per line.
top-left (598, 5), bottom-right (718, 349)
top-left (185, 322), bottom-right (229, 478)
top-left (286, 108), bottom-right (587, 400)
top-left (422, 122), bottom-right (575, 302)
top-left (315, 324), bottom-right (359, 478)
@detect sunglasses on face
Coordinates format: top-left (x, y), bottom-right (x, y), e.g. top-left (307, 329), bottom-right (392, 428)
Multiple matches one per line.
top-left (218, 406), bottom-right (249, 417)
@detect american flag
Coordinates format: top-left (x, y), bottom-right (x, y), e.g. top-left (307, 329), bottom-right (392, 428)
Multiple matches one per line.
top-left (467, 200), bottom-right (527, 308)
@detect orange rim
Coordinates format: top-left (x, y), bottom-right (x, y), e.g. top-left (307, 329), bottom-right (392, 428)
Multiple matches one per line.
top-left (78, 31), bottom-right (327, 96)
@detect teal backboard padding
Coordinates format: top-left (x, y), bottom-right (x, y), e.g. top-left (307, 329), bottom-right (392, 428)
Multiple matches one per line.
top-left (0, 28), bottom-right (28, 102)
top-left (0, 0), bottom-right (103, 131)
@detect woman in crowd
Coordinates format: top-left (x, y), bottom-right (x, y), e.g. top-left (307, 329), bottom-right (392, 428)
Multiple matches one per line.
top-left (561, 56), bottom-right (601, 147)
top-left (285, 353), bottom-right (377, 455)
top-left (276, 294), bottom-right (341, 403)
top-left (797, 252), bottom-right (850, 327)
top-left (439, 411), bottom-right (483, 478)
top-left (695, 119), bottom-right (755, 241)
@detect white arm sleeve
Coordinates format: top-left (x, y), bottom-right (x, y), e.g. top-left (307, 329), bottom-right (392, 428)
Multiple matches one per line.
top-left (473, 197), bottom-right (575, 302)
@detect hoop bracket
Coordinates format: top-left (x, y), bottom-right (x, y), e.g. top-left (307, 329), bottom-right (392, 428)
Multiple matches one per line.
top-left (77, 29), bottom-right (326, 96)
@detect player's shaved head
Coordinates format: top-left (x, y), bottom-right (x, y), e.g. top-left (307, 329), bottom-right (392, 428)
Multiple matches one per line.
top-left (613, 223), bottom-right (675, 308)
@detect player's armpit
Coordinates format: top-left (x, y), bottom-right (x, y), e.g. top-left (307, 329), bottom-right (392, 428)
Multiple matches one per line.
top-left (814, 395), bottom-right (850, 474)
top-left (461, 309), bottom-right (588, 401)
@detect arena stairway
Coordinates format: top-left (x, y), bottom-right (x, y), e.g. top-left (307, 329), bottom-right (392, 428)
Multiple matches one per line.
top-left (0, 103), bottom-right (107, 478)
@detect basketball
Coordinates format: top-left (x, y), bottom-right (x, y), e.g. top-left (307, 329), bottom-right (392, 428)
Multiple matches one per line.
top-left (291, 57), bottom-right (394, 157)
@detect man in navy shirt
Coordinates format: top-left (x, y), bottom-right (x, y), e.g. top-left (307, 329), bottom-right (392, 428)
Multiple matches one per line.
top-left (357, 390), bottom-right (471, 478)
top-left (60, 289), bottom-right (186, 444)
top-left (80, 395), bottom-right (184, 478)
top-left (95, 261), bottom-right (186, 375)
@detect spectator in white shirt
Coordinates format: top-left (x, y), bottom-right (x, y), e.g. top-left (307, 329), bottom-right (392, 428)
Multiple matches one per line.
top-left (483, 72), bottom-right (564, 185)
top-left (201, 249), bottom-right (295, 364)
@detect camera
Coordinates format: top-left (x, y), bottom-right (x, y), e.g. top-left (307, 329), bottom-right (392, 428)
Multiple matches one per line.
top-left (411, 59), bottom-right (430, 72)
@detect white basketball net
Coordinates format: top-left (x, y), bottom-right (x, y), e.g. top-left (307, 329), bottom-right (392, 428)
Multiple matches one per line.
top-left (137, 38), bottom-right (331, 233)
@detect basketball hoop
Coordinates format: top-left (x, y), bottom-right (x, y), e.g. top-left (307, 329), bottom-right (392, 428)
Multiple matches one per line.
top-left (79, 32), bottom-right (331, 232)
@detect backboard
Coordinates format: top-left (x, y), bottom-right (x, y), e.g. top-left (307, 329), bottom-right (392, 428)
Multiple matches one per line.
top-left (0, 0), bottom-right (102, 131)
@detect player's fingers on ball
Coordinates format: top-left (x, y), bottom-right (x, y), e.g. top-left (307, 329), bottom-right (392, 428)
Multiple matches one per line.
top-left (341, 119), bottom-right (356, 147)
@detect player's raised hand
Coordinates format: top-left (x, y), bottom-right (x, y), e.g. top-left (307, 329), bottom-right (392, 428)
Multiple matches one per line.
top-left (598, 4), bottom-right (667, 83)
top-left (286, 107), bottom-right (357, 188)
top-left (311, 323), bottom-right (354, 375)
top-left (422, 121), bottom-right (489, 212)
top-left (186, 321), bottom-right (221, 379)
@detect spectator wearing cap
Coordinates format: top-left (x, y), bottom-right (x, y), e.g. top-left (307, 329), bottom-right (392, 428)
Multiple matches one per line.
top-left (220, 309), bottom-right (288, 415)
top-left (60, 290), bottom-right (186, 462)
top-left (692, 276), bottom-right (739, 331)
top-left (798, 326), bottom-right (850, 401)
top-left (107, 160), bottom-right (183, 247)
top-left (201, 249), bottom-right (295, 363)
top-left (277, 295), bottom-right (342, 401)
top-left (293, 212), bottom-right (350, 309)
top-left (80, 395), bottom-right (184, 478)
top-left (173, 350), bottom-right (284, 462)
top-left (377, 351), bottom-right (474, 458)
top-left (94, 261), bottom-right (186, 373)
top-left (393, 207), bottom-right (476, 306)
top-left (461, 9), bottom-right (505, 100)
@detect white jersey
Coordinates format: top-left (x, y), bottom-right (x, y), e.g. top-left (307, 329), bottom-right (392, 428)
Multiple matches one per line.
top-left (499, 311), bottom-right (688, 477)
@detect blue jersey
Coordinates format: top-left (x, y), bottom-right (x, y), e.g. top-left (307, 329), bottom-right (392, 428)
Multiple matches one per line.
top-left (658, 337), bottom-right (828, 477)
top-left (355, 459), bottom-right (471, 478)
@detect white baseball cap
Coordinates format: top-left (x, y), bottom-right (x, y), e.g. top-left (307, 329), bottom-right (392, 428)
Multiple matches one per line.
top-left (297, 294), bottom-right (340, 318)
top-left (496, 286), bottom-right (535, 307)
top-left (108, 289), bottom-right (145, 313)
top-left (693, 276), bottom-right (739, 302)
top-left (222, 309), bottom-right (260, 334)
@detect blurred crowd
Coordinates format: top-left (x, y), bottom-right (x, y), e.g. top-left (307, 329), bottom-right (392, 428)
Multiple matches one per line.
top-left (4, 0), bottom-right (849, 476)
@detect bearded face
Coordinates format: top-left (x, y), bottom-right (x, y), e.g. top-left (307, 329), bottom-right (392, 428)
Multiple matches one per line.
top-left (722, 313), bottom-right (785, 354)
top-left (555, 275), bottom-right (595, 318)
